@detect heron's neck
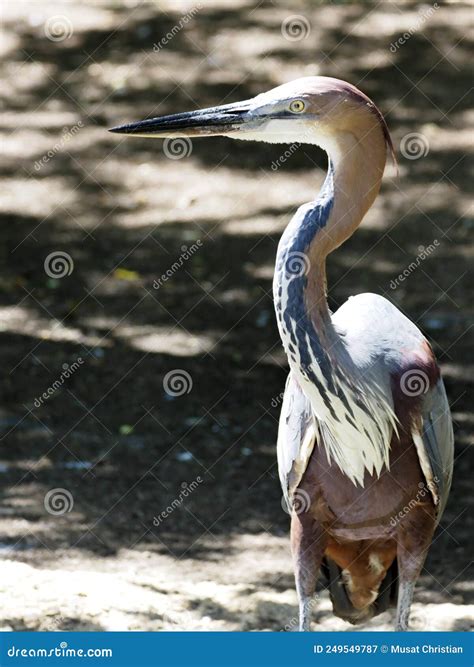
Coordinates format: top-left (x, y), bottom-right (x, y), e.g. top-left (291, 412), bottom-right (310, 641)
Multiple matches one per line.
top-left (273, 128), bottom-right (394, 483)
top-left (306, 133), bottom-right (385, 330)
top-left (274, 131), bottom-right (386, 377)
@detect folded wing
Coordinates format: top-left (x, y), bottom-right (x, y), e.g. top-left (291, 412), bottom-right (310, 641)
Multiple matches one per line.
top-left (277, 373), bottom-right (317, 511)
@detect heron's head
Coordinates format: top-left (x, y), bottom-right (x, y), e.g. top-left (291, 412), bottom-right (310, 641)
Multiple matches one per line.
top-left (110, 76), bottom-right (393, 164)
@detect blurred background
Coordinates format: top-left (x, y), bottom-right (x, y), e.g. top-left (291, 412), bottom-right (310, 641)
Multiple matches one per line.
top-left (0, 0), bottom-right (472, 631)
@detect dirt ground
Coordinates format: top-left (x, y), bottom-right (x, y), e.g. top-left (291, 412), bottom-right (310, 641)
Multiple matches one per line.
top-left (0, 0), bottom-right (472, 632)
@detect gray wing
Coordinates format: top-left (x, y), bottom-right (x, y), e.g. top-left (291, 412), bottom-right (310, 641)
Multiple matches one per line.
top-left (412, 377), bottom-right (454, 522)
top-left (277, 373), bottom-right (317, 511)
top-left (421, 378), bottom-right (454, 521)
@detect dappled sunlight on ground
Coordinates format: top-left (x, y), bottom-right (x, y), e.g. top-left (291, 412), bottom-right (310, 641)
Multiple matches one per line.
top-left (0, 0), bottom-right (472, 632)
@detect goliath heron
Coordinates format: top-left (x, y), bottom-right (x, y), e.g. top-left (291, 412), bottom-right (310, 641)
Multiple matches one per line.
top-left (110, 77), bottom-right (454, 631)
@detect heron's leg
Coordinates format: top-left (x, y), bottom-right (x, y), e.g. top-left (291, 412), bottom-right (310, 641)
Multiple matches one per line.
top-left (291, 510), bottom-right (326, 632)
top-left (395, 507), bottom-right (436, 631)
top-left (396, 580), bottom-right (416, 632)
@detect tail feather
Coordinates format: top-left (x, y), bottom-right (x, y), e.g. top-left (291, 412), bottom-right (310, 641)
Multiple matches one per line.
top-left (320, 557), bottom-right (398, 624)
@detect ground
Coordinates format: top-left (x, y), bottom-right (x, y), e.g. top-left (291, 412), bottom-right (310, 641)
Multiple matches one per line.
top-left (0, 0), bottom-right (472, 632)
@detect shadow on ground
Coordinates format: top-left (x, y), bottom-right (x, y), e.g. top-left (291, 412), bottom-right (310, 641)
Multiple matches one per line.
top-left (0, 0), bottom-right (472, 631)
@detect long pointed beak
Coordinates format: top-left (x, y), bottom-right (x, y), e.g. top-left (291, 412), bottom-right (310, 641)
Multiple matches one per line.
top-left (109, 100), bottom-right (254, 138)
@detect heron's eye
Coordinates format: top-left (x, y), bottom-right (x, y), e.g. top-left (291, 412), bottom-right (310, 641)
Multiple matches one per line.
top-left (289, 100), bottom-right (305, 113)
